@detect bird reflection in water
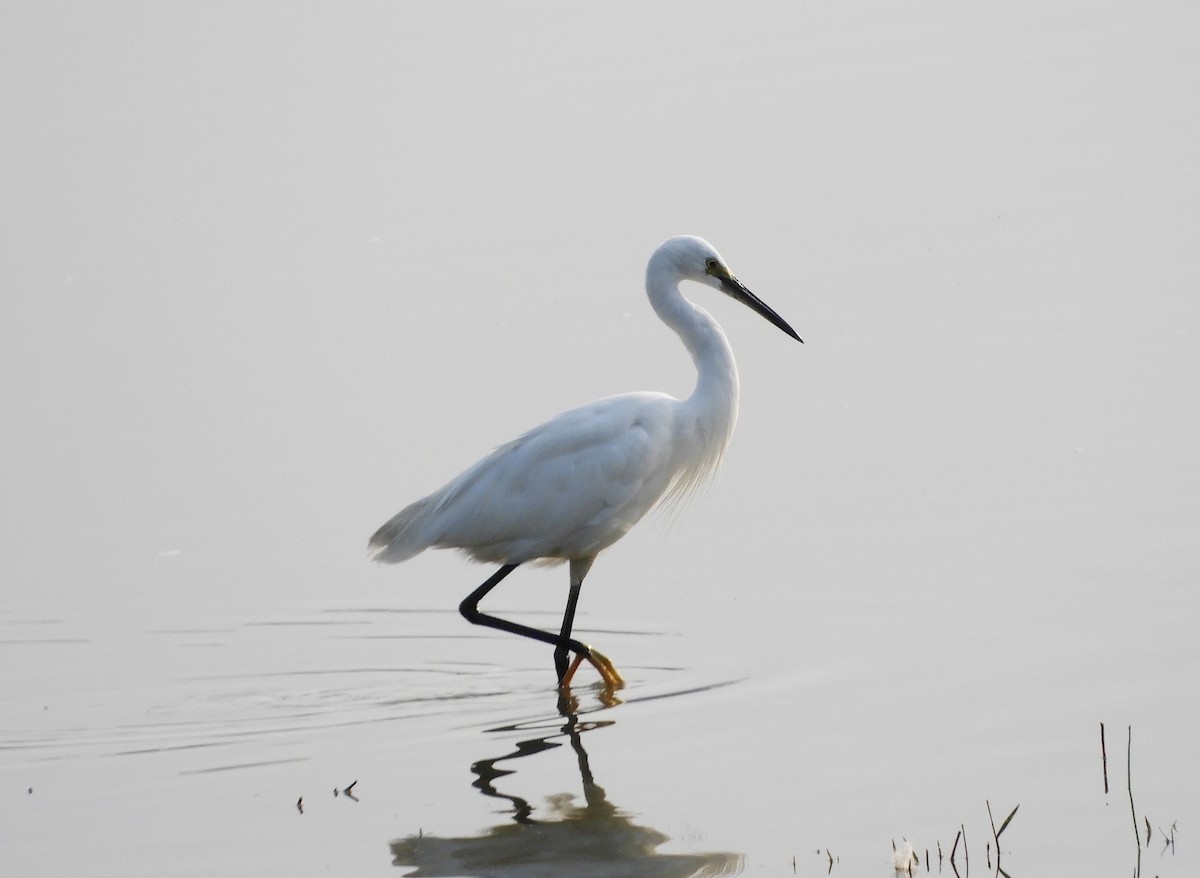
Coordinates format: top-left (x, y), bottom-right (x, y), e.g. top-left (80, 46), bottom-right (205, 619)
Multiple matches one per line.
top-left (390, 697), bottom-right (742, 877)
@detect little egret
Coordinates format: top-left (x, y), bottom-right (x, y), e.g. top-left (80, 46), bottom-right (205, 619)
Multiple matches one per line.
top-left (369, 235), bottom-right (801, 690)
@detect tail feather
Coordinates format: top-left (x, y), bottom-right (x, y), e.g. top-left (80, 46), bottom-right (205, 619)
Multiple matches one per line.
top-left (368, 497), bottom-right (434, 564)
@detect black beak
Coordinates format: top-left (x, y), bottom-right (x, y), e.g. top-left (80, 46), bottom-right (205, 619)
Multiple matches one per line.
top-left (720, 275), bottom-right (803, 343)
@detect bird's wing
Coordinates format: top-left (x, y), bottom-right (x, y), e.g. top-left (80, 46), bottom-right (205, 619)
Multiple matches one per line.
top-left (421, 393), bottom-right (682, 562)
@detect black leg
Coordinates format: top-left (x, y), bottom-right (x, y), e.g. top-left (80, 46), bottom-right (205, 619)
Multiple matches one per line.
top-left (554, 579), bottom-right (583, 682)
top-left (459, 563), bottom-right (594, 677)
top-left (554, 558), bottom-right (595, 683)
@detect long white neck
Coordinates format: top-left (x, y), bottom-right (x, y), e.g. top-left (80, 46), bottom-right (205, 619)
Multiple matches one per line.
top-left (645, 258), bottom-right (740, 484)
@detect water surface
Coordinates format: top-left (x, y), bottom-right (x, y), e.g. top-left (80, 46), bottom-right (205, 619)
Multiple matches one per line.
top-left (2, 3), bottom-right (1197, 875)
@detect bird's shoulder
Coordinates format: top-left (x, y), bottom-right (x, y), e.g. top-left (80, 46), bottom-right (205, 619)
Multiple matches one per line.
top-left (505, 391), bottom-right (678, 454)
top-left (435, 392), bottom-right (679, 508)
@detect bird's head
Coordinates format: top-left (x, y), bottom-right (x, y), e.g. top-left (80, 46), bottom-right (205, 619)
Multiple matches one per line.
top-left (653, 235), bottom-right (803, 343)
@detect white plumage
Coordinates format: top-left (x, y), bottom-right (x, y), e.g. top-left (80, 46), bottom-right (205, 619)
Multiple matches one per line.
top-left (369, 235), bottom-right (800, 689)
top-left (370, 394), bottom-right (681, 564)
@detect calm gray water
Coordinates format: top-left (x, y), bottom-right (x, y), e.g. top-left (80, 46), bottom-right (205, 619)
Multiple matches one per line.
top-left (3, 3), bottom-right (1196, 875)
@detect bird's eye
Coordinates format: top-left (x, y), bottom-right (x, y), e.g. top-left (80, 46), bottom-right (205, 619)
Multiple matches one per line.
top-left (705, 258), bottom-right (719, 272)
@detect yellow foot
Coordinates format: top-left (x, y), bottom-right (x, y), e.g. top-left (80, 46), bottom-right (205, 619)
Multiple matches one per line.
top-left (587, 647), bottom-right (625, 689)
top-left (559, 646), bottom-right (626, 691)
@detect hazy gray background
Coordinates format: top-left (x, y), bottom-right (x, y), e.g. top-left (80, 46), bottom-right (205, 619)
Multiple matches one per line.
top-left (2, 2), bottom-right (1197, 876)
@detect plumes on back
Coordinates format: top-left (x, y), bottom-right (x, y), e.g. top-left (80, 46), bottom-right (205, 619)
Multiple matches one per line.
top-left (368, 496), bottom-right (437, 563)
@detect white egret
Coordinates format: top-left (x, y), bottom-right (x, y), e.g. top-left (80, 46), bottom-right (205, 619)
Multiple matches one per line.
top-left (369, 235), bottom-right (801, 690)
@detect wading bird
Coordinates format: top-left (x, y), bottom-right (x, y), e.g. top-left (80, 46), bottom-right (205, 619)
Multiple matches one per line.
top-left (369, 235), bottom-right (801, 690)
